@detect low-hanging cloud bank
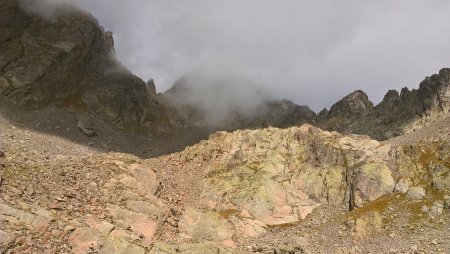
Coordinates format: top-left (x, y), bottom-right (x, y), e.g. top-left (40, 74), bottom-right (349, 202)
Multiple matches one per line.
top-left (163, 71), bottom-right (274, 127)
top-left (20, 0), bottom-right (450, 111)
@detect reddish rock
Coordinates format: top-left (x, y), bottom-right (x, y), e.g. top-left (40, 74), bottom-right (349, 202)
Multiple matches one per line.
top-left (68, 227), bottom-right (103, 254)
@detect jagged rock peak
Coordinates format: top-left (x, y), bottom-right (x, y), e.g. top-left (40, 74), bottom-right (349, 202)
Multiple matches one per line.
top-left (417, 67), bottom-right (450, 112)
top-left (0, 0), bottom-right (172, 135)
top-left (327, 90), bottom-right (374, 119)
top-left (382, 90), bottom-right (400, 104)
top-left (146, 79), bottom-right (156, 95)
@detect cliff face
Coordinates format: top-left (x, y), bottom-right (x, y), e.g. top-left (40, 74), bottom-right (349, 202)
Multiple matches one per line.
top-left (317, 68), bottom-right (450, 139)
top-left (0, 0), bottom-right (172, 135)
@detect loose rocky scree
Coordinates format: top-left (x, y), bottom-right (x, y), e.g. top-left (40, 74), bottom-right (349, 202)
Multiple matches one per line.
top-left (1, 115), bottom-right (450, 253)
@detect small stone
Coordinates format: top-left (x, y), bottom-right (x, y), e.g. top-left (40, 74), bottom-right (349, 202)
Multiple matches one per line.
top-left (431, 239), bottom-right (438, 246)
top-left (55, 196), bottom-right (66, 202)
top-left (51, 229), bottom-right (63, 237)
top-left (407, 186), bottom-right (426, 200)
top-left (421, 205), bottom-right (429, 214)
top-left (77, 116), bottom-right (97, 137)
top-left (394, 179), bottom-right (410, 193)
top-left (25, 184), bottom-right (35, 196)
top-left (166, 217), bottom-right (178, 227)
top-left (0, 229), bottom-right (14, 252)
top-left (0, 151), bottom-right (5, 158)
top-left (68, 227), bottom-right (102, 253)
top-left (8, 186), bottom-right (23, 196)
top-left (430, 201), bottom-right (444, 216)
top-left (49, 202), bottom-right (64, 210)
top-left (233, 150), bottom-right (246, 160)
top-left (64, 225), bottom-right (76, 233)
top-left (444, 197), bottom-right (450, 209)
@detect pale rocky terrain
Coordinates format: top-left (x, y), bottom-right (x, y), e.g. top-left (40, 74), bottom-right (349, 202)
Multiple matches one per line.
top-left (2, 108), bottom-right (450, 253)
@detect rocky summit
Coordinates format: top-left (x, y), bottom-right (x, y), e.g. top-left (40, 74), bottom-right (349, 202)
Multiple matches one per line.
top-left (0, 0), bottom-right (171, 135)
top-left (1, 0), bottom-right (450, 253)
top-left (162, 69), bottom-right (450, 141)
top-left (317, 68), bottom-right (450, 140)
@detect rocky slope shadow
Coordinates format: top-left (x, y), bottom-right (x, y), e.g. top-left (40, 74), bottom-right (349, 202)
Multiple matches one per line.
top-left (0, 99), bottom-right (208, 158)
top-left (2, 124), bottom-right (449, 253)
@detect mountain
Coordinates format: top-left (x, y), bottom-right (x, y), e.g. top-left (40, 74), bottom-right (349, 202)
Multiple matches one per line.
top-left (0, 0), bottom-right (172, 135)
top-left (1, 0), bottom-right (450, 253)
top-left (2, 0), bottom-right (450, 145)
top-left (162, 69), bottom-right (450, 141)
top-left (161, 76), bottom-right (316, 132)
top-left (317, 68), bottom-right (450, 139)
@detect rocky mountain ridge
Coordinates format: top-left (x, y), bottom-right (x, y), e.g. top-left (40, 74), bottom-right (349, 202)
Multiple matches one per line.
top-left (2, 0), bottom-right (450, 147)
top-left (1, 1), bottom-right (450, 253)
top-left (0, 0), bottom-right (172, 136)
top-left (317, 68), bottom-right (450, 140)
top-left (161, 78), bottom-right (316, 131)
top-left (164, 69), bottom-right (450, 141)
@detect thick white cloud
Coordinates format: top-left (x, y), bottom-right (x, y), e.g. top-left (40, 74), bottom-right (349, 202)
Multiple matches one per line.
top-left (22, 0), bottom-right (450, 110)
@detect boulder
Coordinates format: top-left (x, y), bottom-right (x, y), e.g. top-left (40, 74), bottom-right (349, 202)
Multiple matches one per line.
top-left (77, 115), bottom-right (97, 137)
top-left (394, 179), bottom-right (410, 193)
top-left (353, 211), bottom-right (382, 240)
top-left (68, 227), bottom-right (103, 254)
top-left (353, 163), bottom-right (395, 207)
top-left (0, 229), bottom-right (15, 253)
top-left (407, 186), bottom-right (426, 200)
top-left (432, 164), bottom-right (450, 190)
top-left (178, 208), bottom-right (233, 242)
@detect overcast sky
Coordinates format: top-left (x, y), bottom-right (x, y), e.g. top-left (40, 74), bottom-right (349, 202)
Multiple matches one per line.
top-left (29, 0), bottom-right (450, 111)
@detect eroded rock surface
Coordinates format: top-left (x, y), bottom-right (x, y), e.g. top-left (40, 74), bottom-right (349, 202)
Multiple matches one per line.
top-left (149, 124), bottom-right (450, 252)
top-left (1, 121), bottom-right (450, 253)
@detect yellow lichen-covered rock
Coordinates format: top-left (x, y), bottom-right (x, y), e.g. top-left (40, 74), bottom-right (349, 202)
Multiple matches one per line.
top-left (353, 211), bottom-right (383, 240)
top-left (178, 208), bottom-right (233, 241)
top-left (150, 241), bottom-right (234, 254)
top-left (99, 237), bottom-right (145, 254)
top-left (354, 163), bottom-right (395, 207)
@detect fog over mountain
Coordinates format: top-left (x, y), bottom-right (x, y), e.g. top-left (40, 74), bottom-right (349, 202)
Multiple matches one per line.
top-left (20, 0), bottom-right (450, 111)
